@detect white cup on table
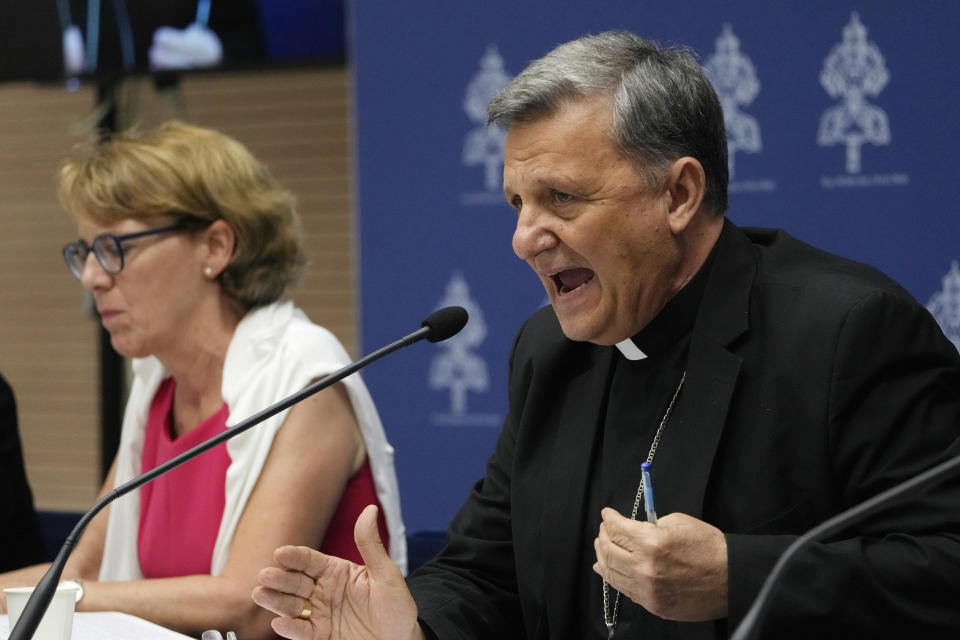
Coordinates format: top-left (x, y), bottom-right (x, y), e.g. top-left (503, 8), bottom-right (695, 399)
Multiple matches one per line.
top-left (4, 584), bottom-right (79, 640)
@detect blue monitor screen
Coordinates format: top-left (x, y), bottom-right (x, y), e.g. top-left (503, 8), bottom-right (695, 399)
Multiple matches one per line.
top-left (0, 0), bottom-right (345, 83)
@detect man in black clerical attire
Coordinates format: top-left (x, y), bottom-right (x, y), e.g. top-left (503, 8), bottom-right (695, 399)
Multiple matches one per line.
top-left (0, 372), bottom-right (45, 572)
top-left (250, 30), bottom-right (960, 639)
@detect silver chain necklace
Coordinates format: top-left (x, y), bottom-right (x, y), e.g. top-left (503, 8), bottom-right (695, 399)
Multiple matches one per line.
top-left (602, 371), bottom-right (686, 639)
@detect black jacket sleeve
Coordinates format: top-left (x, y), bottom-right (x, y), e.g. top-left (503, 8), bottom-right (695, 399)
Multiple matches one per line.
top-left (726, 290), bottom-right (960, 638)
top-left (0, 372), bottom-right (45, 571)
top-left (407, 319), bottom-right (533, 639)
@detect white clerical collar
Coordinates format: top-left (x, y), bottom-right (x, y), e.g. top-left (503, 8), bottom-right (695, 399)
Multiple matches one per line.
top-left (614, 337), bottom-right (647, 361)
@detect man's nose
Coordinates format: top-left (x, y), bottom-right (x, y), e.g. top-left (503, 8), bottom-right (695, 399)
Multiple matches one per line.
top-left (512, 206), bottom-right (557, 261)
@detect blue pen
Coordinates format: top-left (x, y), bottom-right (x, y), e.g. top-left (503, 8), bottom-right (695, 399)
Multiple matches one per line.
top-left (196, 0), bottom-right (212, 27)
top-left (641, 461), bottom-right (657, 524)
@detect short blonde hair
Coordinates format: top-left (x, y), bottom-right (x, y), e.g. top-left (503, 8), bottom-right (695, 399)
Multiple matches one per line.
top-left (58, 121), bottom-right (307, 308)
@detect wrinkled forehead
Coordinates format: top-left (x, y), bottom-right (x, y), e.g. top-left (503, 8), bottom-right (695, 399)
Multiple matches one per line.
top-left (73, 207), bottom-right (176, 236)
top-left (503, 101), bottom-right (644, 182)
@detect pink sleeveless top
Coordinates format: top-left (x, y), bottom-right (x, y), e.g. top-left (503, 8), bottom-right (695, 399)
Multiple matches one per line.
top-left (138, 378), bottom-right (388, 578)
top-left (138, 378), bottom-right (231, 578)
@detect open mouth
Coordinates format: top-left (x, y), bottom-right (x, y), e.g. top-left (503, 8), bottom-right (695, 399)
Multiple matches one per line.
top-left (550, 268), bottom-right (595, 295)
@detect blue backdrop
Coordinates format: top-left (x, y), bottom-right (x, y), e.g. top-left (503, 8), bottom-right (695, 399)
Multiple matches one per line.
top-left (350, 1), bottom-right (960, 533)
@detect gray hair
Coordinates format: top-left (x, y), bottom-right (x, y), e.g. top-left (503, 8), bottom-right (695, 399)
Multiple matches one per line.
top-left (488, 30), bottom-right (728, 213)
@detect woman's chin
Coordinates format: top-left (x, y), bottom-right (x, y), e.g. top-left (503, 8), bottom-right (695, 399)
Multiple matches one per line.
top-left (108, 334), bottom-right (148, 360)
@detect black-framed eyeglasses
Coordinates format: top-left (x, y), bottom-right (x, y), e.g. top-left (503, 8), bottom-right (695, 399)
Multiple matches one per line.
top-left (62, 221), bottom-right (199, 280)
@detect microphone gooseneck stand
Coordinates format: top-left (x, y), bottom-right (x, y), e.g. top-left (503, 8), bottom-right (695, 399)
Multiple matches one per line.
top-left (9, 306), bottom-right (468, 640)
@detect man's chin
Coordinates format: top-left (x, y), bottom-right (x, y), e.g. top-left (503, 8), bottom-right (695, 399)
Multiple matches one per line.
top-left (555, 313), bottom-right (616, 346)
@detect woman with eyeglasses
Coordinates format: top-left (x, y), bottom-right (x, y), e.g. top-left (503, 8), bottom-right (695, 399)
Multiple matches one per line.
top-left (0, 121), bottom-right (406, 640)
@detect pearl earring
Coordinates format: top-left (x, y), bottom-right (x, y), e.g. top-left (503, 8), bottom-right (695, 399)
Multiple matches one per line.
top-left (204, 266), bottom-right (213, 277)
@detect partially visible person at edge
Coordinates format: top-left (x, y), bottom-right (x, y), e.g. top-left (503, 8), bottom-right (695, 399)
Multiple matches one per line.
top-left (0, 372), bottom-right (45, 573)
top-left (0, 121), bottom-right (406, 640)
top-left (251, 30), bottom-right (960, 639)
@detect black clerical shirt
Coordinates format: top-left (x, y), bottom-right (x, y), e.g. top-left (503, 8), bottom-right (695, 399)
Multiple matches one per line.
top-left (578, 253), bottom-right (713, 639)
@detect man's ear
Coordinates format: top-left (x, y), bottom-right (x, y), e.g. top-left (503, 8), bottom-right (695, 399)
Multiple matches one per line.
top-left (199, 219), bottom-right (236, 277)
top-left (664, 157), bottom-right (706, 235)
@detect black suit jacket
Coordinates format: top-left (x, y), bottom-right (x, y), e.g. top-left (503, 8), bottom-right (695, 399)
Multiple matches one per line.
top-left (0, 372), bottom-right (45, 571)
top-left (409, 221), bottom-right (960, 639)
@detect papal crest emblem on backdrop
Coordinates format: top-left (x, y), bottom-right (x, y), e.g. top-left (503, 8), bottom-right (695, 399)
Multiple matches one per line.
top-left (704, 26), bottom-right (760, 181)
top-left (817, 13), bottom-right (907, 188)
top-left (927, 261), bottom-right (960, 354)
top-left (703, 24), bottom-right (775, 194)
top-left (461, 45), bottom-right (513, 205)
top-left (428, 272), bottom-right (500, 427)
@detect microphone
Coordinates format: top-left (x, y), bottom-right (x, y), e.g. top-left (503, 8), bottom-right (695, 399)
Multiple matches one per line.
top-left (729, 450), bottom-right (960, 640)
top-left (9, 306), bottom-right (468, 640)
top-left (421, 305), bottom-right (468, 342)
